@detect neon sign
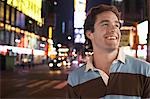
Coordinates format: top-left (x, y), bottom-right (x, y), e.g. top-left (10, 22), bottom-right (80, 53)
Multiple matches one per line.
top-left (7, 0), bottom-right (42, 23)
top-left (74, 0), bottom-right (86, 43)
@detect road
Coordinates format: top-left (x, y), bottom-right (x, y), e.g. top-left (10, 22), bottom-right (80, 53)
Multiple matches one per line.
top-left (0, 64), bottom-right (75, 99)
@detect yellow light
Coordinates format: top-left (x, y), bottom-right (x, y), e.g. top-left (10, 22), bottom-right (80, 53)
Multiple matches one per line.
top-left (8, 25), bottom-right (11, 31)
top-left (0, 22), bottom-right (4, 27)
top-left (49, 27), bottom-right (52, 39)
top-left (16, 28), bottom-right (20, 33)
top-left (48, 39), bottom-right (53, 44)
top-left (11, 26), bottom-right (15, 31)
top-left (20, 30), bottom-right (24, 33)
top-left (7, 0), bottom-right (42, 23)
top-left (5, 24), bottom-right (11, 31)
top-left (41, 37), bottom-right (47, 41)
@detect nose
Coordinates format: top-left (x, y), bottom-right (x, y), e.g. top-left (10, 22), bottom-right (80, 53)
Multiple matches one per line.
top-left (109, 24), bottom-right (116, 33)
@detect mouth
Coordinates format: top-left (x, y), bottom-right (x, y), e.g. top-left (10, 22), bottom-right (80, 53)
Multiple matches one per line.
top-left (105, 36), bottom-right (118, 40)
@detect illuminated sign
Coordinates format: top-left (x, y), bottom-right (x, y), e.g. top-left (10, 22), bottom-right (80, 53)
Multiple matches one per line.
top-left (120, 30), bottom-right (130, 46)
top-left (0, 45), bottom-right (45, 55)
top-left (74, 0), bottom-right (86, 12)
top-left (137, 20), bottom-right (148, 44)
top-left (7, 0), bottom-right (42, 23)
top-left (74, 0), bottom-right (86, 43)
top-left (74, 0), bottom-right (86, 28)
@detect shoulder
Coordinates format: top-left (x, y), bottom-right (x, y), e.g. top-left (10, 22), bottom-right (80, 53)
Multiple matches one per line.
top-left (67, 65), bottom-right (86, 86)
top-left (69, 65), bottom-right (86, 78)
top-left (126, 55), bottom-right (150, 66)
top-left (125, 55), bottom-right (150, 77)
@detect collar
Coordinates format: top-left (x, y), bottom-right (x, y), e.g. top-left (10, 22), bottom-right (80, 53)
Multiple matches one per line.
top-left (85, 48), bottom-right (126, 72)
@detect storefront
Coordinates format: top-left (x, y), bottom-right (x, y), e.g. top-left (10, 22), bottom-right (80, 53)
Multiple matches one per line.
top-left (0, 0), bottom-right (51, 70)
top-left (120, 21), bottom-right (149, 61)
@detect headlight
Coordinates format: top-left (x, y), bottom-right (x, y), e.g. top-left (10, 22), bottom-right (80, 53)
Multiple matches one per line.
top-left (54, 59), bottom-right (57, 62)
top-left (57, 63), bottom-right (62, 67)
top-left (49, 63), bottom-right (53, 67)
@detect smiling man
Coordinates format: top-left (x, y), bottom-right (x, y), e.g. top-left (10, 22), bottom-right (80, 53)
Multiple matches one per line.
top-left (67, 4), bottom-right (150, 99)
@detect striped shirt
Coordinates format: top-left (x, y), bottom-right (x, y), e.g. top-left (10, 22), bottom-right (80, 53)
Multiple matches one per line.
top-left (67, 49), bottom-right (150, 99)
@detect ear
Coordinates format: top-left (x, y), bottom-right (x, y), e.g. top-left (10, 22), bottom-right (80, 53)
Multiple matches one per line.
top-left (85, 30), bottom-right (93, 40)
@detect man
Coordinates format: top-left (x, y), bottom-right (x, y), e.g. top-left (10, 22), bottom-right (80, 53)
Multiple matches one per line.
top-left (67, 4), bottom-right (150, 99)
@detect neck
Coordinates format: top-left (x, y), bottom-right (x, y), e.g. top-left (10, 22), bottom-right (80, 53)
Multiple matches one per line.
top-left (93, 48), bottom-right (119, 74)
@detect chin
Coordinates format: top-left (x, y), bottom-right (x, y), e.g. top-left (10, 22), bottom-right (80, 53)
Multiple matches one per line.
top-left (108, 48), bottom-right (117, 51)
top-left (107, 46), bottom-right (119, 51)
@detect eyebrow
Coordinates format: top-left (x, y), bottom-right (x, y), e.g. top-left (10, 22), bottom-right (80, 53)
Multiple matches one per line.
top-left (100, 20), bottom-right (120, 24)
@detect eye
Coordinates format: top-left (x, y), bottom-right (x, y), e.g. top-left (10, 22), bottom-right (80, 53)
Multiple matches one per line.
top-left (101, 23), bottom-right (108, 27)
top-left (115, 24), bottom-right (119, 27)
top-left (115, 23), bottom-right (120, 28)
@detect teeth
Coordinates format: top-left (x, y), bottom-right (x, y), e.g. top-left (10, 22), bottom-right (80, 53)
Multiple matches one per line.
top-left (106, 36), bottom-right (117, 40)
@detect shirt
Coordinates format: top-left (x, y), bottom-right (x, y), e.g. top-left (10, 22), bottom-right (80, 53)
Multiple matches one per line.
top-left (85, 48), bottom-right (125, 85)
top-left (67, 49), bottom-right (150, 99)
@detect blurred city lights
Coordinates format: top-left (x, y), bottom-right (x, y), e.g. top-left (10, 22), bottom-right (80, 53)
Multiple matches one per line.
top-left (67, 36), bottom-right (72, 40)
top-left (57, 44), bottom-right (62, 48)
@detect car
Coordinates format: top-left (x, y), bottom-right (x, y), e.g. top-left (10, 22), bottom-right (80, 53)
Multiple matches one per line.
top-left (48, 59), bottom-right (62, 70)
top-left (61, 59), bottom-right (71, 69)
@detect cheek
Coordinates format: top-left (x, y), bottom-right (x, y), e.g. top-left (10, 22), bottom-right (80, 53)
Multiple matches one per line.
top-left (118, 31), bottom-right (121, 38)
top-left (93, 34), bottom-right (104, 43)
top-left (94, 29), bottom-right (105, 36)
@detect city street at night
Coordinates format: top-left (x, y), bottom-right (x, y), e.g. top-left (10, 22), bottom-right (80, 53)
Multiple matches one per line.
top-left (0, 0), bottom-right (150, 99)
top-left (0, 64), bottom-right (73, 99)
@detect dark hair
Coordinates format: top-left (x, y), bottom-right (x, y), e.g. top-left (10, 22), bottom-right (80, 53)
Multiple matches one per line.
top-left (84, 4), bottom-right (121, 52)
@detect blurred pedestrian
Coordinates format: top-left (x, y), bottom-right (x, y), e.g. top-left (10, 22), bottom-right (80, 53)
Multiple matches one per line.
top-left (67, 4), bottom-right (150, 99)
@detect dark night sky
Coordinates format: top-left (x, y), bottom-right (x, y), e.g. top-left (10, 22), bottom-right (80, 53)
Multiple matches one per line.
top-left (86, 0), bottom-right (112, 12)
top-left (50, 0), bottom-right (112, 44)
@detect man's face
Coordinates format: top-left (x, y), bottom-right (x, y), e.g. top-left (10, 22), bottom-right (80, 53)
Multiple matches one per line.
top-left (87, 11), bottom-right (121, 52)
